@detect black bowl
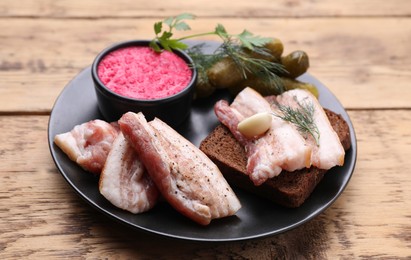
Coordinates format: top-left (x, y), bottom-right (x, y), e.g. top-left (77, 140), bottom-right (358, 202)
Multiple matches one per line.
top-left (91, 40), bottom-right (197, 127)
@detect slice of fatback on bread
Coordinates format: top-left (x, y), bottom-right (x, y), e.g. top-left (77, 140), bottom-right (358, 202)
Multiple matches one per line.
top-left (199, 109), bottom-right (351, 208)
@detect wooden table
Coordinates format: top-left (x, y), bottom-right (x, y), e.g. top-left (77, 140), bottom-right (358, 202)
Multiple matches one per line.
top-left (1, 1), bottom-right (410, 258)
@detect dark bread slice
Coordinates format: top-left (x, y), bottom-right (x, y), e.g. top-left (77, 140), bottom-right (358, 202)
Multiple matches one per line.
top-left (199, 109), bottom-right (351, 208)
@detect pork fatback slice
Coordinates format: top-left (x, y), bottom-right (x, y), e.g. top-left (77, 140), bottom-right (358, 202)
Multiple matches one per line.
top-left (214, 87), bottom-right (311, 186)
top-left (118, 112), bottom-right (241, 225)
top-left (99, 132), bottom-right (159, 214)
top-left (276, 89), bottom-right (345, 169)
top-left (54, 119), bottom-right (118, 174)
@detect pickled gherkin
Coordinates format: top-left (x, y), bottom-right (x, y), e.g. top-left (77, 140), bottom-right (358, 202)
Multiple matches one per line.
top-left (229, 77), bottom-right (318, 98)
top-left (207, 39), bottom-right (286, 89)
top-left (229, 76), bottom-right (284, 96)
top-left (207, 57), bottom-right (244, 89)
top-left (194, 75), bottom-right (216, 99)
top-left (264, 38), bottom-right (284, 61)
top-left (243, 38), bottom-right (284, 62)
top-left (189, 34), bottom-right (316, 99)
top-left (281, 50), bottom-right (310, 79)
top-left (281, 77), bottom-right (319, 98)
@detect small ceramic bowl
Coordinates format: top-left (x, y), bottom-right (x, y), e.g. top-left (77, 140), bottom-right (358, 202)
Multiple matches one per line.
top-left (91, 40), bottom-right (197, 127)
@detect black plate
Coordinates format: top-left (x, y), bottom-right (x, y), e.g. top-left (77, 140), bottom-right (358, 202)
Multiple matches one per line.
top-left (48, 41), bottom-right (357, 242)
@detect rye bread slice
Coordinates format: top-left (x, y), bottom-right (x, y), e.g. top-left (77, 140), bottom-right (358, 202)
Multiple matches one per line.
top-left (199, 109), bottom-right (351, 208)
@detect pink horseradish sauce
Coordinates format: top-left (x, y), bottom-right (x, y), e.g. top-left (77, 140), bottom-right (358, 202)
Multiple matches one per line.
top-left (97, 46), bottom-right (192, 100)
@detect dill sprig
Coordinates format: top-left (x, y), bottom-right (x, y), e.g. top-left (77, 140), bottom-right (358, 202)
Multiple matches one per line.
top-left (186, 44), bottom-right (223, 88)
top-left (210, 24), bottom-right (286, 93)
top-left (214, 40), bottom-right (286, 93)
top-left (150, 13), bottom-right (286, 93)
top-left (274, 96), bottom-right (320, 146)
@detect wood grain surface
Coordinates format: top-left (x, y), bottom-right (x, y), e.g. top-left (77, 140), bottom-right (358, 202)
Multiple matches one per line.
top-left (1, 0), bottom-right (410, 17)
top-left (1, 112), bottom-right (410, 259)
top-left (1, 0), bottom-right (410, 259)
top-left (0, 18), bottom-right (410, 112)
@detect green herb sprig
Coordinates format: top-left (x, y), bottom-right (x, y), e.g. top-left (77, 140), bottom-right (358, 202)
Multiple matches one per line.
top-left (150, 13), bottom-right (196, 52)
top-left (150, 13), bottom-right (287, 93)
top-left (150, 14), bottom-right (272, 52)
top-left (273, 96), bottom-right (320, 146)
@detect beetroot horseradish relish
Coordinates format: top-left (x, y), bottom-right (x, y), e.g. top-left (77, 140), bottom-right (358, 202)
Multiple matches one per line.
top-left (97, 46), bottom-right (192, 100)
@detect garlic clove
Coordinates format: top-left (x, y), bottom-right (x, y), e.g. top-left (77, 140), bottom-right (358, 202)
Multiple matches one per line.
top-left (237, 112), bottom-right (272, 138)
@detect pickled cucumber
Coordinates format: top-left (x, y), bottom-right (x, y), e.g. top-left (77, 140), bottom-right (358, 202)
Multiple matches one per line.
top-left (229, 77), bottom-right (318, 98)
top-left (229, 76), bottom-right (284, 96)
top-left (194, 35), bottom-right (316, 99)
top-left (207, 57), bottom-right (244, 89)
top-left (264, 38), bottom-right (284, 61)
top-left (194, 75), bottom-right (216, 99)
top-left (281, 77), bottom-right (319, 98)
top-left (281, 50), bottom-right (309, 79)
top-left (243, 38), bottom-right (284, 62)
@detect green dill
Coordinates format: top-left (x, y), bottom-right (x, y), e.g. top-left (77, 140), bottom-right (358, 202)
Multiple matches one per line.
top-left (211, 28), bottom-right (286, 93)
top-left (185, 44), bottom-right (222, 87)
top-left (273, 96), bottom-right (320, 146)
top-left (150, 13), bottom-right (286, 93)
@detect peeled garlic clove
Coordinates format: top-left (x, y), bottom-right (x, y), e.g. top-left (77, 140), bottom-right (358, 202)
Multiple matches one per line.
top-left (237, 112), bottom-right (272, 138)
